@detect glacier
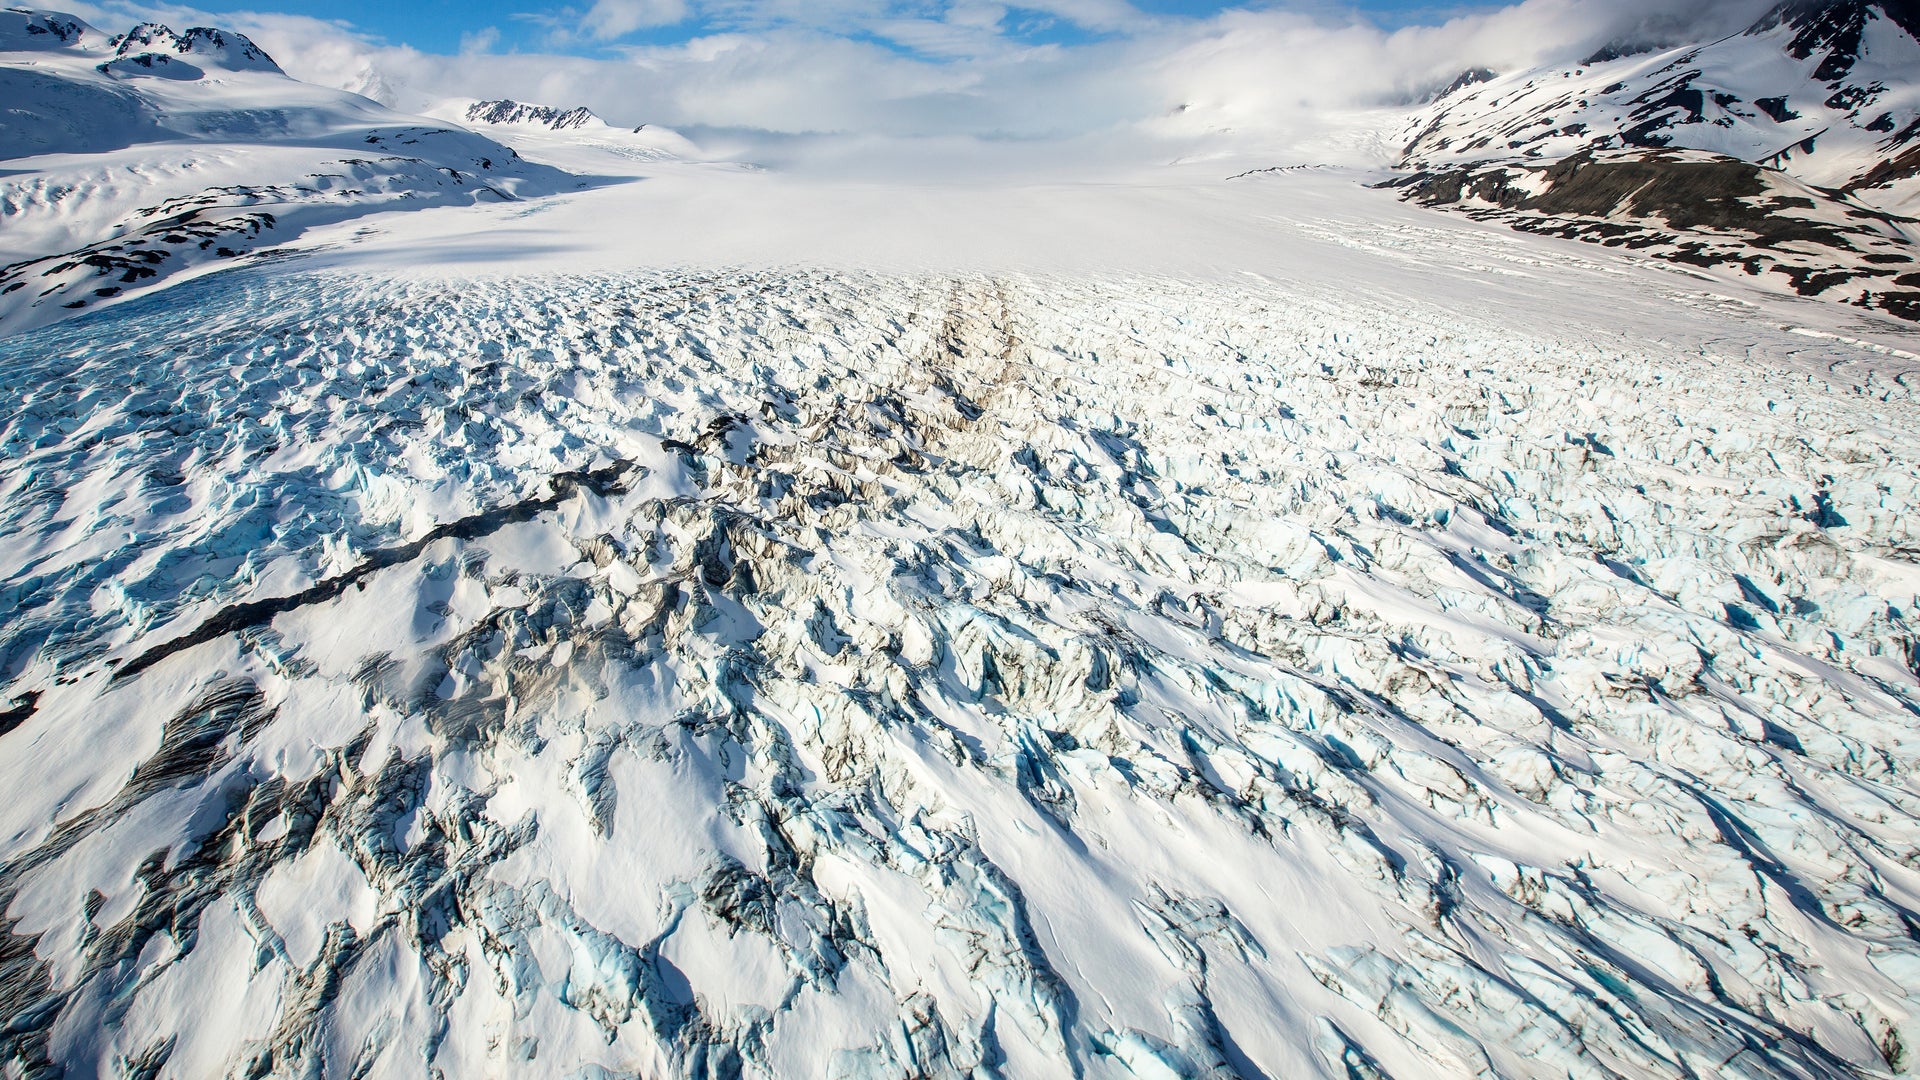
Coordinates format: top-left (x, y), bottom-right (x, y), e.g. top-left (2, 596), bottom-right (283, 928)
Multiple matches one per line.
top-left (0, 249), bottom-right (1917, 1078)
top-left (3, 2), bottom-right (1920, 1076)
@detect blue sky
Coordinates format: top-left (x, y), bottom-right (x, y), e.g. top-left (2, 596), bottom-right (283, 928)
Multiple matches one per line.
top-left (156, 0), bottom-right (1513, 55)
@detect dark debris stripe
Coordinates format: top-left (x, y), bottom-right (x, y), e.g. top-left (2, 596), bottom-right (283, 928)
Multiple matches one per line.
top-left (109, 459), bottom-right (643, 683)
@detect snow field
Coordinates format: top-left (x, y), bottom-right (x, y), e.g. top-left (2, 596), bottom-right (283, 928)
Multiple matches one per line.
top-left (0, 267), bottom-right (1918, 1078)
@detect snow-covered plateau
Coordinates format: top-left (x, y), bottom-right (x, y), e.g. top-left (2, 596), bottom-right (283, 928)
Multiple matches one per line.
top-left (4, 3), bottom-right (1920, 1080)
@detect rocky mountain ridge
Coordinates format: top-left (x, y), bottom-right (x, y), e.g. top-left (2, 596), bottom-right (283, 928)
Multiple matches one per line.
top-left (106, 21), bottom-right (283, 73)
top-left (466, 99), bottom-right (609, 132)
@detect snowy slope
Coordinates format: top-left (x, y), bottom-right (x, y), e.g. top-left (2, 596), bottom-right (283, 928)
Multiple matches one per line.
top-left (1385, 147), bottom-right (1920, 321)
top-left (1390, 0), bottom-right (1920, 321)
top-left (0, 8), bottom-right (579, 335)
top-left (1400, 0), bottom-right (1920, 211)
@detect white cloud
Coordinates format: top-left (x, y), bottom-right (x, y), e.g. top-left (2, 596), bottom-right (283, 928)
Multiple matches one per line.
top-left (54, 0), bottom-right (1783, 168)
top-left (459, 26), bottom-right (501, 54)
top-left (1008, 0), bottom-right (1148, 33)
top-left (581, 0), bottom-right (690, 38)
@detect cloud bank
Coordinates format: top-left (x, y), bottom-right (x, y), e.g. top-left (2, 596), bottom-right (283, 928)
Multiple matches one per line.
top-left (64, 0), bottom-right (1780, 169)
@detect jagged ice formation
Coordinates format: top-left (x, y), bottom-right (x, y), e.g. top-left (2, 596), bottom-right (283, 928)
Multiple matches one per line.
top-left (0, 269), bottom-right (1918, 1078)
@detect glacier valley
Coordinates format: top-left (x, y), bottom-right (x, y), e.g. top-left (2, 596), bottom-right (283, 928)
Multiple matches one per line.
top-left (5, 3), bottom-right (1920, 1079)
top-left (1, 255), bottom-right (1918, 1078)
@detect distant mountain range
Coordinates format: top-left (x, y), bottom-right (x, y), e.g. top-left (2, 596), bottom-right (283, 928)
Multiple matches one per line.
top-left (1389, 0), bottom-right (1920, 322)
top-left (446, 98), bottom-right (701, 164)
top-left (7, 2), bottom-right (1920, 331)
top-left (465, 100), bottom-right (606, 132)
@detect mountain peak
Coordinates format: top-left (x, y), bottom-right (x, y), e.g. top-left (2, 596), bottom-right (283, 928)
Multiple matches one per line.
top-left (1580, 39), bottom-right (1663, 66)
top-left (465, 100), bottom-right (603, 131)
top-left (108, 22), bottom-right (282, 74)
top-left (1424, 67), bottom-right (1497, 103)
top-left (1748, 0), bottom-right (1920, 80)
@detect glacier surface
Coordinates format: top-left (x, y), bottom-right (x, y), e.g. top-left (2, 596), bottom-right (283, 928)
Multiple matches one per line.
top-left (1, 250), bottom-right (1918, 1079)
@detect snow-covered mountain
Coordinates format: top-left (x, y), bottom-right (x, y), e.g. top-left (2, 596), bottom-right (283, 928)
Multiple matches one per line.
top-left (106, 21), bottom-right (285, 74)
top-left (441, 97), bottom-right (704, 166)
top-left (466, 99), bottom-right (604, 131)
top-left (0, 8), bottom-right (579, 335)
top-left (1392, 0), bottom-right (1920, 321)
top-left (1402, 0), bottom-right (1920, 206)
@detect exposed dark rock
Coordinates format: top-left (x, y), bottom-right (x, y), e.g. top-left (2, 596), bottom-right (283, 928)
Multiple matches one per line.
top-left (1391, 149), bottom-right (1919, 319)
top-left (1748, 0), bottom-right (1920, 82)
top-left (466, 100), bottom-right (601, 131)
top-left (1583, 40), bottom-right (1661, 66)
top-left (1429, 68), bottom-right (1497, 103)
top-left (113, 459), bottom-right (645, 682)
